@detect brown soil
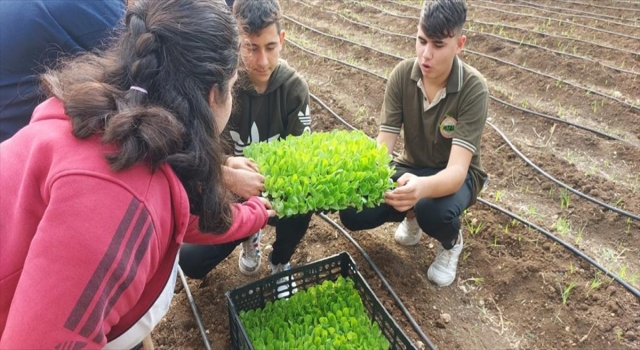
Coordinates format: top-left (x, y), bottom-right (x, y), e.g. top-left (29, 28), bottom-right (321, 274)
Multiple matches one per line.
top-left (152, 1), bottom-right (640, 349)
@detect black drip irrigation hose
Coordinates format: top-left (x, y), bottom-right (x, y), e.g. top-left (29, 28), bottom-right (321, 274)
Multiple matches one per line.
top-left (489, 95), bottom-right (628, 143)
top-left (468, 19), bottom-right (640, 56)
top-left (284, 16), bottom-right (637, 144)
top-left (310, 90), bottom-right (640, 301)
top-left (352, 2), bottom-right (640, 110)
top-left (368, 0), bottom-right (640, 56)
top-left (318, 212), bottom-right (438, 350)
top-left (325, 2), bottom-right (640, 78)
top-left (472, 0), bottom-right (640, 41)
top-left (471, 31), bottom-right (640, 77)
top-left (178, 267), bottom-right (213, 350)
top-left (485, 0), bottom-right (640, 29)
top-left (378, 0), bottom-right (640, 39)
top-left (553, 0), bottom-right (640, 12)
top-left (477, 198), bottom-right (640, 299)
top-left (331, 1), bottom-right (639, 76)
top-left (285, 38), bottom-right (387, 81)
top-left (283, 15), bottom-right (406, 61)
top-left (385, 0), bottom-right (640, 28)
top-left (486, 120), bottom-right (640, 221)
top-left (467, 50), bottom-right (638, 112)
top-left (515, 0), bottom-right (640, 26)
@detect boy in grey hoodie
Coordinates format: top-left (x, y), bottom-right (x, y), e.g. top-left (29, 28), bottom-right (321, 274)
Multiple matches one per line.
top-left (179, 0), bottom-right (311, 296)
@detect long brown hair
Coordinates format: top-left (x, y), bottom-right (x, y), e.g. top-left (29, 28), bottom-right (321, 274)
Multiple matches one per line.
top-left (41, 0), bottom-right (239, 233)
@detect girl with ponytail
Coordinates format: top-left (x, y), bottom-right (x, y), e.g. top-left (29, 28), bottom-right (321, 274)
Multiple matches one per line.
top-left (0, 0), bottom-right (274, 348)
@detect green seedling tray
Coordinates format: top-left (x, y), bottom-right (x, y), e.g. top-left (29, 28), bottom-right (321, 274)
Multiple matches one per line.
top-left (226, 252), bottom-right (416, 349)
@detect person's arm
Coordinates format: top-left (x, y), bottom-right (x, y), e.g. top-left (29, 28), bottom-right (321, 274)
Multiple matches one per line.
top-left (377, 132), bottom-right (398, 156)
top-left (285, 78), bottom-right (311, 137)
top-left (183, 196), bottom-right (273, 245)
top-left (0, 176), bottom-right (156, 348)
top-left (378, 61), bottom-right (405, 155)
top-left (385, 146), bottom-right (472, 212)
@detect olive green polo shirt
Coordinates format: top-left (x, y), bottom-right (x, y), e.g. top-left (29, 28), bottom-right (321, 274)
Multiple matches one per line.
top-left (379, 56), bottom-right (489, 202)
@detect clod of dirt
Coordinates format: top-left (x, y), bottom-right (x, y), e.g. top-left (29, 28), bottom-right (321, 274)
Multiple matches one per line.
top-left (607, 285), bottom-right (617, 296)
top-left (599, 323), bottom-right (611, 332)
top-left (625, 331), bottom-right (637, 342)
top-left (607, 301), bottom-right (619, 314)
top-left (542, 242), bottom-right (552, 251)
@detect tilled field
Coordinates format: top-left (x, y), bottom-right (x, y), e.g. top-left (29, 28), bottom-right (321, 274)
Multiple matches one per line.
top-left (154, 1), bottom-right (640, 349)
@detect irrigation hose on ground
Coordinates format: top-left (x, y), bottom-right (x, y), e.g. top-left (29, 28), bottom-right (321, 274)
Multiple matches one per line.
top-left (478, 198), bottom-right (640, 299)
top-left (178, 266), bottom-right (213, 350)
top-left (486, 121), bottom-right (640, 221)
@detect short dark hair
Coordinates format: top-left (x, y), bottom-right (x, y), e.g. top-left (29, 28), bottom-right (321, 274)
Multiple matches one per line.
top-left (420, 0), bottom-right (467, 40)
top-left (233, 0), bottom-right (282, 35)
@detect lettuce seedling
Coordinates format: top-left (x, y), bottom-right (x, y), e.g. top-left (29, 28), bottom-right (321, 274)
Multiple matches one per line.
top-left (243, 130), bottom-right (395, 217)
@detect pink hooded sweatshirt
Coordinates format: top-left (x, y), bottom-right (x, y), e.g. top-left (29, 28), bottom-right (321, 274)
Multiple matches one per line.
top-left (0, 98), bottom-right (268, 348)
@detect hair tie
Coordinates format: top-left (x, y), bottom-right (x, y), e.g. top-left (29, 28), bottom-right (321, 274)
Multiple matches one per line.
top-left (129, 86), bottom-right (148, 94)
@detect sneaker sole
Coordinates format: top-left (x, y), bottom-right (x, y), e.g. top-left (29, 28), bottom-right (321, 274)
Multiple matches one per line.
top-left (427, 266), bottom-right (455, 287)
top-left (238, 256), bottom-right (261, 276)
top-left (394, 233), bottom-right (422, 246)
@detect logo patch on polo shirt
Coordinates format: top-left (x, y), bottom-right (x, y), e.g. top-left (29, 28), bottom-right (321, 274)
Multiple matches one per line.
top-left (440, 115), bottom-right (457, 138)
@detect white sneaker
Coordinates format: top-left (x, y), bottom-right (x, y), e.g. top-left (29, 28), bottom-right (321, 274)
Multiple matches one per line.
top-left (394, 217), bottom-right (422, 246)
top-left (427, 232), bottom-right (463, 287)
top-left (238, 231), bottom-right (261, 276)
top-left (270, 261), bottom-right (297, 299)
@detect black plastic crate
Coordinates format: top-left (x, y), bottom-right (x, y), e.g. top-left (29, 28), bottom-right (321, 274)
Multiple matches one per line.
top-left (226, 252), bottom-right (416, 349)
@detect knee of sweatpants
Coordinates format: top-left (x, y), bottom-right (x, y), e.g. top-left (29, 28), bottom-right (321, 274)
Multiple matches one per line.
top-left (414, 198), bottom-right (459, 231)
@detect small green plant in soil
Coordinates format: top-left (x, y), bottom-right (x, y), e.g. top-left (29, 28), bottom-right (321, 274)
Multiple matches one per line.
top-left (243, 130), bottom-right (395, 217)
top-left (561, 280), bottom-right (576, 305)
top-left (465, 217), bottom-right (485, 236)
top-left (585, 274), bottom-right (603, 297)
top-left (239, 276), bottom-right (389, 350)
top-left (559, 188), bottom-right (571, 210)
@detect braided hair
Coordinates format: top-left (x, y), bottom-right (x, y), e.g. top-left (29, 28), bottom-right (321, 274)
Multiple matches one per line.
top-left (41, 0), bottom-right (239, 233)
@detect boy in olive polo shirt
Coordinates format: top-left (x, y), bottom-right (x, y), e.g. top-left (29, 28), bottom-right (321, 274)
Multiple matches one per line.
top-left (340, 0), bottom-right (488, 287)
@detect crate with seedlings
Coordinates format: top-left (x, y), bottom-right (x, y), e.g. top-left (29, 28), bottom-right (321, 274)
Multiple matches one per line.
top-left (226, 252), bottom-right (415, 350)
top-left (243, 130), bottom-right (395, 217)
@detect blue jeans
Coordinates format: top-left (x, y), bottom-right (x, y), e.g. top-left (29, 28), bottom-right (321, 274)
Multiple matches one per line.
top-left (339, 162), bottom-right (474, 249)
top-left (179, 213), bottom-right (312, 279)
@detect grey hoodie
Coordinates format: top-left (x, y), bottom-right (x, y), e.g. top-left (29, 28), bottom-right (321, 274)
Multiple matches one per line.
top-left (227, 59), bottom-right (311, 156)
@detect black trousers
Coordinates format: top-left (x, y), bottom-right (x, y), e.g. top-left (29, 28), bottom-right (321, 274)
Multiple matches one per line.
top-left (179, 213), bottom-right (312, 279)
top-left (339, 162), bottom-right (474, 249)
